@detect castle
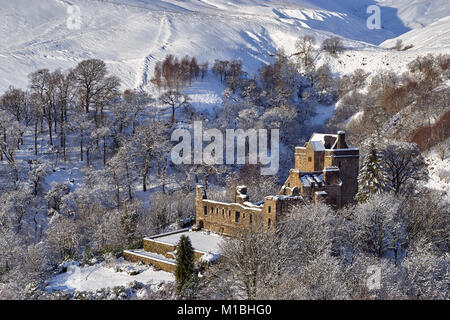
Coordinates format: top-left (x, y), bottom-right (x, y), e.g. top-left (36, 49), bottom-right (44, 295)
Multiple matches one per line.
top-left (124, 131), bottom-right (359, 271)
top-left (195, 131), bottom-right (359, 236)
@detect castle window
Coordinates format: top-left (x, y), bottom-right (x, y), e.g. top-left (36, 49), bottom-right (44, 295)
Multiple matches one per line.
top-left (249, 215), bottom-right (253, 224)
top-left (268, 218), bottom-right (272, 229)
top-left (243, 213), bottom-right (246, 219)
top-left (228, 210), bottom-right (231, 217)
top-left (222, 209), bottom-right (225, 217)
top-left (204, 206), bottom-right (207, 216)
top-left (235, 211), bottom-right (240, 223)
top-left (211, 207), bottom-right (214, 213)
top-left (268, 206), bottom-right (271, 213)
top-left (216, 208), bottom-right (219, 214)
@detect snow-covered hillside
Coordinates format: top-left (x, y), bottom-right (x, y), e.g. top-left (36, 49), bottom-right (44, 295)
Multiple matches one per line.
top-left (0, 0), bottom-right (448, 94)
top-left (382, 15), bottom-right (450, 50)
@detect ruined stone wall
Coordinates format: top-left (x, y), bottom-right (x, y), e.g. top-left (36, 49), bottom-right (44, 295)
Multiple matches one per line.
top-left (197, 199), bottom-right (265, 236)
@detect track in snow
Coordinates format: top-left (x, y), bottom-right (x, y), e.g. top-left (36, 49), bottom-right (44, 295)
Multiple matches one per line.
top-left (138, 13), bottom-right (172, 91)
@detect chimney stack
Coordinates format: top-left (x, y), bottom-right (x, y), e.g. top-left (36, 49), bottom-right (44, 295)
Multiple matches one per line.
top-left (337, 131), bottom-right (347, 149)
top-left (235, 185), bottom-right (249, 204)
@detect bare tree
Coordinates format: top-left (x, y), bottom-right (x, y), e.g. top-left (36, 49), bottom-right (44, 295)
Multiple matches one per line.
top-left (199, 220), bottom-right (295, 300)
top-left (0, 110), bottom-right (21, 183)
top-left (212, 59), bottom-right (229, 82)
top-left (381, 142), bottom-right (428, 195)
top-left (72, 59), bottom-right (108, 113)
top-left (159, 90), bottom-right (191, 124)
top-left (127, 121), bottom-right (170, 192)
top-left (321, 37), bottom-right (344, 56)
top-left (28, 69), bottom-right (56, 146)
top-left (294, 35), bottom-right (316, 74)
top-left (199, 62), bottom-right (208, 79)
top-left (54, 69), bottom-right (77, 160)
top-left (226, 59), bottom-right (245, 94)
top-left (123, 89), bottom-right (154, 134)
top-left (151, 61), bottom-right (163, 92)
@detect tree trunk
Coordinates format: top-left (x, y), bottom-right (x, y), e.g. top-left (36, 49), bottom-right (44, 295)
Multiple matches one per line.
top-left (63, 133), bottom-right (66, 162)
top-left (103, 135), bottom-right (107, 165)
top-left (126, 163), bottom-right (132, 200)
top-left (48, 118), bottom-right (53, 146)
top-left (60, 108), bottom-right (64, 148)
top-left (80, 129), bottom-right (84, 161)
top-left (34, 122), bottom-right (38, 156)
top-left (143, 175), bottom-right (147, 192)
top-left (85, 95), bottom-right (90, 113)
top-left (171, 105), bottom-right (175, 123)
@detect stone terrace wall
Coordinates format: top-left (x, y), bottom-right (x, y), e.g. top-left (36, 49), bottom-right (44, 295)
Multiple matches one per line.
top-left (123, 251), bottom-right (177, 273)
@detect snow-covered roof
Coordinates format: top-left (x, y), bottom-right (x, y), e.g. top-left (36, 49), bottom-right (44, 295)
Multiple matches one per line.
top-left (310, 133), bottom-right (338, 149)
top-left (243, 201), bottom-right (264, 208)
top-left (310, 133), bottom-right (337, 143)
top-left (268, 195), bottom-right (303, 201)
top-left (301, 173), bottom-right (324, 187)
top-left (253, 199), bottom-right (265, 206)
top-left (202, 199), bottom-right (263, 212)
top-left (145, 229), bottom-right (224, 254)
top-left (310, 140), bottom-right (325, 151)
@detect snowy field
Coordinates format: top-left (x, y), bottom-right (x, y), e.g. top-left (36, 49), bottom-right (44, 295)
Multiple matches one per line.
top-left (46, 259), bottom-right (174, 293)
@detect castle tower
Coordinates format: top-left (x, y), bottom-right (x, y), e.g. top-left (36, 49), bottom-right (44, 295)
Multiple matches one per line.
top-left (283, 131), bottom-right (359, 207)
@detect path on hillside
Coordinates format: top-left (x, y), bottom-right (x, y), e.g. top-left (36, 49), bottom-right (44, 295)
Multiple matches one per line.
top-left (138, 13), bottom-right (172, 91)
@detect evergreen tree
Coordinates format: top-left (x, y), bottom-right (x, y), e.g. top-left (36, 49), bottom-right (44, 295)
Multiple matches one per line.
top-left (356, 142), bottom-right (387, 203)
top-left (175, 235), bottom-right (197, 296)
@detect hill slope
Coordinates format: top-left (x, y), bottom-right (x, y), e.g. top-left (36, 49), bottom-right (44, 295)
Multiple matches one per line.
top-left (0, 0), bottom-right (448, 94)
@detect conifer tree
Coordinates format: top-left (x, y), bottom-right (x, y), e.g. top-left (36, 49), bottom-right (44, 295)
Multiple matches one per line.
top-left (175, 235), bottom-right (197, 296)
top-left (356, 142), bottom-right (387, 202)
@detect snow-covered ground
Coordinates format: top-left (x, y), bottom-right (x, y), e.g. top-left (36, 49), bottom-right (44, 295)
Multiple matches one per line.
top-left (46, 259), bottom-right (174, 293)
top-left (425, 151), bottom-right (450, 195)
